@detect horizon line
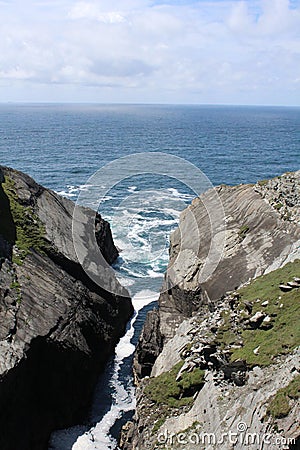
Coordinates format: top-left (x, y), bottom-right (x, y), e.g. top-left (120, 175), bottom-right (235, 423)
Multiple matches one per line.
top-left (0, 101), bottom-right (300, 108)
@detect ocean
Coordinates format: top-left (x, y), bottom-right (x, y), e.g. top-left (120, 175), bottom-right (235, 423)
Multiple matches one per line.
top-left (0, 103), bottom-right (299, 449)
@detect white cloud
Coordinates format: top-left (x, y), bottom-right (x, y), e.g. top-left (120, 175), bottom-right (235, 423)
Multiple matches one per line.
top-left (68, 2), bottom-right (125, 23)
top-left (227, 0), bottom-right (300, 37)
top-left (0, 0), bottom-right (299, 104)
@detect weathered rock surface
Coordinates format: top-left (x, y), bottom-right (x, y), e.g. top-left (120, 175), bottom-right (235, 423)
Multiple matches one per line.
top-left (0, 166), bottom-right (133, 450)
top-left (134, 308), bottom-right (163, 379)
top-left (137, 171), bottom-right (300, 373)
top-left (123, 171), bottom-right (300, 450)
top-left (255, 171), bottom-right (300, 223)
top-left (156, 349), bottom-right (300, 450)
top-left (124, 304), bottom-right (300, 450)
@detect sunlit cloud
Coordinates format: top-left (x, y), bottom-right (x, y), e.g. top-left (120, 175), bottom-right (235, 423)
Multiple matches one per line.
top-left (68, 2), bottom-right (126, 23)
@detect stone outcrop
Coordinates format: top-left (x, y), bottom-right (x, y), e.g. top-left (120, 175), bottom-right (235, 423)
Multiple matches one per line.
top-left (134, 308), bottom-right (163, 379)
top-left (123, 298), bottom-right (300, 449)
top-left (122, 171), bottom-right (300, 450)
top-left (135, 172), bottom-right (300, 376)
top-left (0, 166), bottom-right (133, 450)
top-left (255, 171), bottom-right (300, 223)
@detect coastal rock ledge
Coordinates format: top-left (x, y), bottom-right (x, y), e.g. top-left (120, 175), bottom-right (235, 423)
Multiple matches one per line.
top-left (0, 166), bottom-right (133, 450)
top-left (122, 171), bottom-right (300, 450)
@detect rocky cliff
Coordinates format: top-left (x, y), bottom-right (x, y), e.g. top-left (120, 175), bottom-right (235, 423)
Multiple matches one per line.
top-left (0, 166), bottom-right (133, 450)
top-left (122, 171), bottom-right (300, 450)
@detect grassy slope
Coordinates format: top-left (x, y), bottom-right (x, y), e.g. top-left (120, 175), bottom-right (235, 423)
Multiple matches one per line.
top-left (230, 260), bottom-right (300, 366)
top-left (138, 259), bottom-right (300, 440)
top-left (266, 375), bottom-right (300, 419)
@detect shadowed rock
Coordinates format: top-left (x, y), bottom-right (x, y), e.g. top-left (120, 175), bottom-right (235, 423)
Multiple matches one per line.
top-left (0, 166), bottom-right (133, 450)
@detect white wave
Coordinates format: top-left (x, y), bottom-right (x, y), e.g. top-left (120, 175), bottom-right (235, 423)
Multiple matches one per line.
top-left (69, 186), bottom-right (80, 193)
top-left (121, 267), bottom-right (146, 278)
top-left (167, 187), bottom-right (194, 200)
top-left (79, 184), bottom-right (94, 190)
top-left (56, 185), bottom-right (79, 198)
top-left (127, 186), bottom-right (137, 192)
top-left (147, 269), bottom-right (164, 279)
top-left (132, 290), bottom-right (159, 312)
top-left (56, 184), bottom-right (98, 202)
top-left (115, 315), bottom-right (136, 361)
top-left (146, 218), bottom-right (177, 228)
top-left (99, 195), bottom-right (113, 203)
top-left (56, 190), bottom-right (74, 198)
top-left (68, 290), bottom-right (158, 450)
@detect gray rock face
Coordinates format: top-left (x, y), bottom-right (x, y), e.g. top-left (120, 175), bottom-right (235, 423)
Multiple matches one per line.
top-left (156, 350), bottom-right (300, 450)
top-left (134, 308), bottom-right (163, 379)
top-left (126, 304), bottom-right (300, 450)
top-left (124, 171), bottom-right (300, 450)
top-left (255, 171), bottom-right (300, 223)
top-left (0, 166), bottom-right (133, 450)
top-left (142, 172), bottom-right (300, 362)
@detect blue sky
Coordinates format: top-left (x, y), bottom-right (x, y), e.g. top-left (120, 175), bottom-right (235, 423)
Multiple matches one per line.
top-left (0, 0), bottom-right (300, 105)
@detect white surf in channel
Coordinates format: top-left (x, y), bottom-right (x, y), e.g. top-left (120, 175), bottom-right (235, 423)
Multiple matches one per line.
top-left (50, 183), bottom-right (194, 449)
top-left (49, 291), bottom-right (159, 450)
top-left (73, 290), bottom-right (158, 450)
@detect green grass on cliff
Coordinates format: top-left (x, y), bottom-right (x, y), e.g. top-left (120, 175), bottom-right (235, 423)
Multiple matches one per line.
top-left (266, 375), bottom-right (300, 419)
top-left (228, 260), bottom-right (300, 366)
top-left (2, 176), bottom-right (49, 263)
top-left (0, 179), bottom-right (16, 244)
top-left (145, 361), bottom-right (205, 408)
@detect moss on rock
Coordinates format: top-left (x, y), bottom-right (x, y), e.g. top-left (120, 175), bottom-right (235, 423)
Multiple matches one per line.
top-left (267, 375), bottom-right (300, 419)
top-left (2, 176), bottom-right (50, 263)
top-left (229, 260), bottom-right (300, 366)
top-left (145, 361), bottom-right (205, 408)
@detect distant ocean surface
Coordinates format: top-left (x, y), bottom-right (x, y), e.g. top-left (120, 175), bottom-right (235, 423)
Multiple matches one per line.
top-left (1, 104), bottom-right (299, 190)
top-left (0, 104), bottom-right (299, 449)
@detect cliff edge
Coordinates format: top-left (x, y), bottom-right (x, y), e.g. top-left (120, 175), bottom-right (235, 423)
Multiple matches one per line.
top-left (0, 166), bottom-right (133, 450)
top-left (122, 171), bottom-right (300, 450)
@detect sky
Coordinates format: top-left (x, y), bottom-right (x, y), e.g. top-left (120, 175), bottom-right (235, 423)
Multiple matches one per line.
top-left (0, 0), bottom-right (300, 105)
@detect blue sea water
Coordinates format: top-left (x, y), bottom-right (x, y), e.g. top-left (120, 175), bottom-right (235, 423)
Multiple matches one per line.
top-left (1, 104), bottom-right (299, 190)
top-left (0, 104), bottom-right (299, 449)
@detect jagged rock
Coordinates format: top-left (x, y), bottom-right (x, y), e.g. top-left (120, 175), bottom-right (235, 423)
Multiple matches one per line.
top-left (248, 311), bottom-right (266, 328)
top-left (263, 315), bottom-right (271, 322)
top-left (279, 284), bottom-right (293, 291)
top-left (140, 171), bottom-right (300, 368)
top-left (255, 171), bottom-right (300, 223)
top-left (231, 370), bottom-right (247, 386)
top-left (260, 316), bottom-right (273, 330)
top-left (287, 281), bottom-right (300, 288)
top-left (221, 359), bottom-right (247, 385)
top-left (175, 360), bottom-right (196, 381)
top-left (125, 172), bottom-right (300, 450)
top-left (261, 300), bottom-right (269, 306)
top-left (158, 351), bottom-right (300, 450)
top-left (253, 345), bottom-right (260, 355)
top-left (244, 301), bottom-right (253, 314)
top-left (133, 308), bottom-right (163, 379)
top-left (119, 421), bottom-right (135, 449)
top-left (0, 166), bottom-right (133, 450)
